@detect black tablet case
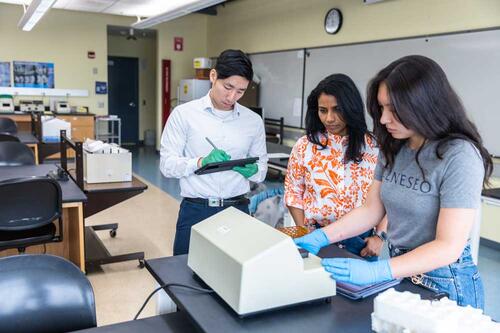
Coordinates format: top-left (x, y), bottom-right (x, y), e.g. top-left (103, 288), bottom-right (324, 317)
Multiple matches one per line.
top-left (194, 157), bottom-right (259, 175)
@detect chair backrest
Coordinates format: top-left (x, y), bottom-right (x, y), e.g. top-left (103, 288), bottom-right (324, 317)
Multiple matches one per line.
top-left (0, 254), bottom-right (97, 333)
top-left (0, 117), bottom-right (18, 134)
top-left (264, 117), bottom-right (284, 145)
top-left (0, 141), bottom-right (35, 166)
top-left (0, 133), bottom-right (20, 142)
top-left (0, 177), bottom-right (62, 231)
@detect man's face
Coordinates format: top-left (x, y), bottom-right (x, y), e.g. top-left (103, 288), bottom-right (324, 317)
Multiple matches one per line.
top-left (209, 69), bottom-right (249, 111)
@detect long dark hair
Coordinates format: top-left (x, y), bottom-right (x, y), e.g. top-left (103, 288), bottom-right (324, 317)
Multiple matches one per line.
top-left (305, 73), bottom-right (369, 163)
top-left (366, 55), bottom-right (492, 185)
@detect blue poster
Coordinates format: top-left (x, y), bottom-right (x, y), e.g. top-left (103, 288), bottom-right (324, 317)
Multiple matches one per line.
top-left (95, 81), bottom-right (107, 94)
top-left (13, 61), bottom-right (54, 88)
top-left (0, 62), bottom-right (10, 87)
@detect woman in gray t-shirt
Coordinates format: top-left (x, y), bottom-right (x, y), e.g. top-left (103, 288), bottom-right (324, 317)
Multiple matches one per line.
top-left (294, 55), bottom-right (492, 309)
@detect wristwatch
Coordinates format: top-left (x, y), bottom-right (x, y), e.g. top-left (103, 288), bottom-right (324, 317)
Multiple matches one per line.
top-left (374, 230), bottom-right (387, 242)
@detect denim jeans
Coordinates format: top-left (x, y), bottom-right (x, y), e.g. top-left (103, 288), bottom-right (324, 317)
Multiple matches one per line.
top-left (339, 229), bottom-right (378, 261)
top-left (173, 199), bottom-right (249, 256)
top-left (389, 244), bottom-right (485, 309)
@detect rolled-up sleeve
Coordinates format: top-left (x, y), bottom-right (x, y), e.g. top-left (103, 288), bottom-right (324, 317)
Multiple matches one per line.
top-left (159, 108), bottom-right (200, 178)
top-left (248, 119), bottom-right (268, 183)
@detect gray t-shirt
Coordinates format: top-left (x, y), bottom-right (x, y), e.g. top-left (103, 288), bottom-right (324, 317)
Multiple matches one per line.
top-left (374, 139), bottom-right (484, 250)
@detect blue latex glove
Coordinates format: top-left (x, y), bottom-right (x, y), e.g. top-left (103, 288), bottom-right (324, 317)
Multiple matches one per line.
top-left (322, 258), bottom-right (393, 286)
top-left (293, 229), bottom-right (330, 255)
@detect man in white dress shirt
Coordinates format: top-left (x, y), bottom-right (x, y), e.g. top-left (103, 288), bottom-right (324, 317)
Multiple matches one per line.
top-left (160, 49), bottom-right (268, 255)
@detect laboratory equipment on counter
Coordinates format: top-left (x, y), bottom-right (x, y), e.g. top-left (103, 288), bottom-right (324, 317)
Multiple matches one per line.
top-left (33, 100), bottom-right (44, 112)
top-left (55, 101), bottom-right (71, 113)
top-left (19, 100), bottom-right (33, 112)
top-left (0, 95), bottom-right (14, 112)
top-left (19, 100), bottom-right (45, 112)
top-left (188, 207), bottom-right (335, 317)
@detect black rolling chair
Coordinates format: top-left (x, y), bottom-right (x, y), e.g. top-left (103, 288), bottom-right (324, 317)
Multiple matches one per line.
top-left (0, 117), bottom-right (18, 134)
top-left (0, 133), bottom-right (20, 142)
top-left (0, 254), bottom-right (97, 333)
top-left (0, 177), bottom-right (63, 254)
top-left (0, 141), bottom-right (35, 166)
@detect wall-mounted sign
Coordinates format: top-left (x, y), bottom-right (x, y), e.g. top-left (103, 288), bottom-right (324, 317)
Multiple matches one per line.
top-left (174, 37), bottom-right (183, 51)
top-left (88, 51), bottom-right (96, 59)
top-left (95, 81), bottom-right (107, 94)
top-left (13, 61), bottom-right (54, 88)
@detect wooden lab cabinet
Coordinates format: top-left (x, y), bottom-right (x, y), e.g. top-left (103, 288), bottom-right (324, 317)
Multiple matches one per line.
top-left (57, 114), bottom-right (95, 142)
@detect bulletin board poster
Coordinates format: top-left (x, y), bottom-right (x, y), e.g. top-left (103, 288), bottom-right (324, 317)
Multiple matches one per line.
top-left (0, 62), bottom-right (10, 87)
top-left (13, 61), bottom-right (54, 88)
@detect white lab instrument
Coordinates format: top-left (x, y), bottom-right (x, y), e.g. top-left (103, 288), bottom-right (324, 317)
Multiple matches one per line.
top-left (55, 101), bottom-right (71, 113)
top-left (187, 207), bottom-right (335, 316)
top-left (83, 139), bottom-right (132, 183)
top-left (41, 116), bottom-right (71, 142)
top-left (0, 95), bottom-right (14, 112)
top-left (19, 100), bottom-right (44, 112)
top-left (177, 79), bottom-right (211, 105)
top-left (19, 100), bottom-right (32, 112)
top-left (371, 288), bottom-right (499, 333)
top-left (33, 100), bottom-right (44, 112)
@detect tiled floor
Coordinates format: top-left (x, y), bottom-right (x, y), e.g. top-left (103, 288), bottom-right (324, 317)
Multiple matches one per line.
top-left (128, 145), bottom-right (500, 321)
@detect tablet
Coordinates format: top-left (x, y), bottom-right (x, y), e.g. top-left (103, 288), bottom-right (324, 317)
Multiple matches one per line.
top-left (318, 244), bottom-right (401, 300)
top-left (194, 157), bottom-right (259, 175)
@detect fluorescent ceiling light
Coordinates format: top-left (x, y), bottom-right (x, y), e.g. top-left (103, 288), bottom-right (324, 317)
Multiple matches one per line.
top-left (18, 0), bottom-right (57, 31)
top-left (132, 0), bottom-right (226, 29)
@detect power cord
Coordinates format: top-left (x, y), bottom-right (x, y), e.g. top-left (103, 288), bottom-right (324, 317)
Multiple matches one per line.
top-left (134, 283), bottom-right (214, 320)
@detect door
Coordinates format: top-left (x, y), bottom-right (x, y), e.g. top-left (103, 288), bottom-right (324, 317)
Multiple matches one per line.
top-left (108, 56), bottom-right (139, 144)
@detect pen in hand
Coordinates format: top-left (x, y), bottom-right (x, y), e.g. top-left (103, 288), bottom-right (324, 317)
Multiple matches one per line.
top-left (202, 137), bottom-right (231, 165)
top-left (205, 137), bottom-right (218, 150)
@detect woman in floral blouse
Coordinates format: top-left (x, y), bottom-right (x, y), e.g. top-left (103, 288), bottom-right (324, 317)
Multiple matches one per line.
top-left (285, 74), bottom-right (384, 258)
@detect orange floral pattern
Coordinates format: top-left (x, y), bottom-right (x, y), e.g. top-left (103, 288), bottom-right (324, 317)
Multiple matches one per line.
top-left (285, 133), bottom-right (378, 230)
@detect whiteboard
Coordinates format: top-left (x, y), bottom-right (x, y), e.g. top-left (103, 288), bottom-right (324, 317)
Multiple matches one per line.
top-left (303, 29), bottom-right (500, 156)
top-left (250, 50), bottom-right (304, 127)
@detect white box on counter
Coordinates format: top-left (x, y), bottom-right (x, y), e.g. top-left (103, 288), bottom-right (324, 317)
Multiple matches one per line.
top-left (83, 150), bottom-right (132, 183)
top-left (42, 116), bottom-right (71, 142)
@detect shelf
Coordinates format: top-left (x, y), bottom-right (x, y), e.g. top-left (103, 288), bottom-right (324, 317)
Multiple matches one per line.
top-left (95, 117), bottom-right (121, 146)
top-left (0, 87), bottom-right (89, 97)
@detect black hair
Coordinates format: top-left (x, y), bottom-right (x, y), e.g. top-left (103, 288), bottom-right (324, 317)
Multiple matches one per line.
top-left (305, 73), bottom-right (370, 163)
top-left (214, 49), bottom-right (253, 82)
top-left (366, 55), bottom-right (492, 185)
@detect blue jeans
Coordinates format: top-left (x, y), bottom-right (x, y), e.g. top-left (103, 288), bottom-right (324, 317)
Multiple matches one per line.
top-left (339, 230), bottom-right (378, 261)
top-left (173, 199), bottom-right (249, 256)
top-left (390, 244), bottom-right (485, 309)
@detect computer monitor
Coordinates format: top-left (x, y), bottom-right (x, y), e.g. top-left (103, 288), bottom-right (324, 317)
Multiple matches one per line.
top-left (187, 207), bottom-right (335, 316)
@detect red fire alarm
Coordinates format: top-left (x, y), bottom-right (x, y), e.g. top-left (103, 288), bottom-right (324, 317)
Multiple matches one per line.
top-left (174, 37), bottom-right (183, 51)
top-left (87, 51), bottom-right (96, 59)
